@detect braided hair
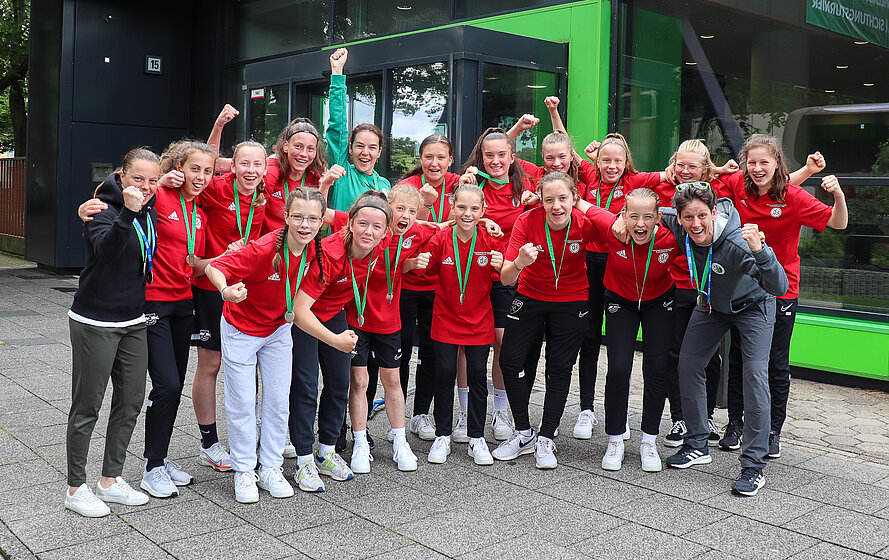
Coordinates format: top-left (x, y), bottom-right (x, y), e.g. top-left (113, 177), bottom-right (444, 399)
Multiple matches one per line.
top-left (272, 187), bottom-right (328, 287)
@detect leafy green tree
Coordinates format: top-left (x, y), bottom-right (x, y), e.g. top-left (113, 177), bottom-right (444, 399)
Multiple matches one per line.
top-left (0, 0), bottom-right (29, 155)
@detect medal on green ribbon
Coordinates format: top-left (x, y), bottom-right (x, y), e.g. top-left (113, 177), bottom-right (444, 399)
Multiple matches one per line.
top-left (630, 227), bottom-right (656, 310)
top-left (544, 212), bottom-right (572, 290)
top-left (452, 226), bottom-right (477, 305)
top-left (282, 235), bottom-right (308, 323)
top-left (233, 179), bottom-right (258, 242)
top-left (384, 235), bottom-right (404, 304)
top-left (179, 191), bottom-right (198, 266)
top-left (350, 254), bottom-right (372, 327)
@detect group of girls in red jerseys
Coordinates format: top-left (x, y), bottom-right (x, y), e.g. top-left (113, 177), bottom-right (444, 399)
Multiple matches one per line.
top-left (66, 43), bottom-right (848, 514)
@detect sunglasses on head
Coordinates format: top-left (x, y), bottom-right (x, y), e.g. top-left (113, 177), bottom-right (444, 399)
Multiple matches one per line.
top-left (675, 181), bottom-right (711, 192)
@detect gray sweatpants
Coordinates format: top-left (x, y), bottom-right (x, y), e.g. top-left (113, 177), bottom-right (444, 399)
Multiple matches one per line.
top-left (221, 317), bottom-right (293, 472)
top-left (678, 297), bottom-right (775, 469)
top-left (67, 318), bottom-right (148, 486)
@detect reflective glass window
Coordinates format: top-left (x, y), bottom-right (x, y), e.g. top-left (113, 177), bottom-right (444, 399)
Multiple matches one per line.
top-left (239, 0), bottom-right (329, 60)
top-left (250, 84), bottom-right (290, 153)
top-left (390, 63), bottom-right (450, 178)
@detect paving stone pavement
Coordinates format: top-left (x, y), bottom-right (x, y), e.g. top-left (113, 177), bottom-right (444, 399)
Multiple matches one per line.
top-left (1, 251), bottom-right (888, 559)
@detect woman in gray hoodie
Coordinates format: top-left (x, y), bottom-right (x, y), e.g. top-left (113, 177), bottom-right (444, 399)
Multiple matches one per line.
top-left (659, 182), bottom-right (787, 497)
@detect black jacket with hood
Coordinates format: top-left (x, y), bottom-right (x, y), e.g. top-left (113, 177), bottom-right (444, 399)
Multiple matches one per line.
top-left (70, 173), bottom-right (157, 323)
top-left (660, 198), bottom-right (788, 315)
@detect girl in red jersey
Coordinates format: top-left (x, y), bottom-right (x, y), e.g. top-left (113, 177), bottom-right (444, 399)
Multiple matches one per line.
top-left (138, 142), bottom-right (213, 497)
top-left (459, 128), bottom-right (537, 441)
top-left (291, 195), bottom-right (392, 484)
top-left (577, 188), bottom-right (679, 472)
top-left (338, 185), bottom-right (436, 473)
top-left (189, 140), bottom-right (268, 471)
top-left (424, 184), bottom-right (504, 466)
top-left (391, 135), bottom-right (460, 441)
top-left (493, 172), bottom-right (615, 469)
top-left (261, 118), bottom-right (329, 233)
top-left (574, 133), bottom-right (665, 441)
top-left (720, 135), bottom-right (846, 459)
top-left (204, 187), bottom-right (324, 503)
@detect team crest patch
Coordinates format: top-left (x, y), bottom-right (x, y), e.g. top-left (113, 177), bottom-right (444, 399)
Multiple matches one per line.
top-left (658, 253), bottom-right (669, 264)
top-left (569, 242), bottom-right (581, 254)
top-left (607, 303), bottom-right (620, 313)
top-left (509, 299), bottom-right (523, 314)
top-left (711, 262), bottom-right (725, 275)
top-left (196, 215), bottom-right (202, 229)
top-left (402, 238), bottom-right (413, 249)
top-left (770, 207), bottom-right (782, 218)
top-left (199, 330), bottom-right (211, 342)
top-left (613, 189), bottom-right (624, 198)
top-left (477, 255), bottom-right (489, 267)
top-left (145, 313), bottom-right (159, 326)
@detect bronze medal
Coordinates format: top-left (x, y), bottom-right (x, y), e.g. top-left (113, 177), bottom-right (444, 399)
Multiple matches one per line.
top-left (284, 311), bottom-right (295, 323)
top-left (697, 293), bottom-right (705, 307)
top-left (386, 292), bottom-right (393, 304)
top-left (186, 254), bottom-right (196, 267)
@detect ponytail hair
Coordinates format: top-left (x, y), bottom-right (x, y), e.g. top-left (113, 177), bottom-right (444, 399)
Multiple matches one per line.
top-left (273, 187), bottom-right (328, 287)
top-left (461, 127), bottom-right (528, 204)
top-left (275, 118), bottom-right (328, 181)
top-left (102, 147), bottom-right (159, 196)
top-left (450, 183), bottom-right (485, 206)
top-left (542, 131), bottom-right (580, 184)
top-left (233, 140), bottom-right (268, 208)
top-left (597, 132), bottom-right (636, 179)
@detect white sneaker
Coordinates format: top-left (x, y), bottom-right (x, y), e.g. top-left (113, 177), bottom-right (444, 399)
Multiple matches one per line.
top-left (283, 443), bottom-right (298, 459)
top-left (164, 459), bottom-right (194, 486)
top-left (350, 441), bottom-right (373, 474)
top-left (141, 465), bottom-right (178, 498)
top-left (393, 440), bottom-right (418, 472)
top-left (65, 484), bottom-right (110, 517)
top-left (258, 466), bottom-right (294, 498)
top-left (427, 435), bottom-right (451, 464)
top-left (409, 414), bottom-right (436, 441)
top-left (234, 471), bottom-right (259, 503)
top-left (199, 443), bottom-right (233, 471)
top-left (573, 409), bottom-right (597, 439)
top-left (294, 461), bottom-right (325, 492)
top-left (535, 436), bottom-right (558, 470)
top-left (640, 441), bottom-right (662, 472)
top-left (492, 410), bottom-right (513, 441)
top-left (315, 450), bottom-right (354, 481)
top-left (623, 421), bottom-right (631, 441)
top-left (468, 437), bottom-right (494, 465)
top-left (492, 430), bottom-right (537, 461)
top-left (601, 440), bottom-right (625, 471)
top-left (453, 412), bottom-right (469, 443)
top-left (95, 477), bottom-right (149, 506)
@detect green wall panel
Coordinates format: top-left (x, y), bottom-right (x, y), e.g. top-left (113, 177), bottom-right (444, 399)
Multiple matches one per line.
top-left (791, 314), bottom-right (889, 380)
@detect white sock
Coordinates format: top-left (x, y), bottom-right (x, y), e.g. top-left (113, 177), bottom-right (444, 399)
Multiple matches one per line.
top-left (318, 443), bottom-right (335, 456)
top-left (353, 429), bottom-right (368, 445)
top-left (641, 432), bottom-right (657, 444)
top-left (519, 428), bottom-right (533, 437)
top-left (493, 388), bottom-right (508, 412)
top-left (609, 434), bottom-right (623, 443)
top-left (457, 387), bottom-right (469, 414)
top-left (391, 427), bottom-right (406, 443)
top-left (298, 454), bottom-right (313, 465)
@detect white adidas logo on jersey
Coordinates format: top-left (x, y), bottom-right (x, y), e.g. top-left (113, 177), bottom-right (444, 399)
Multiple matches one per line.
top-left (267, 272), bottom-right (280, 281)
top-left (443, 256), bottom-right (454, 265)
top-left (616, 250), bottom-right (627, 258)
top-left (272, 191), bottom-right (283, 199)
top-left (167, 211), bottom-right (179, 221)
top-left (228, 202), bottom-right (237, 211)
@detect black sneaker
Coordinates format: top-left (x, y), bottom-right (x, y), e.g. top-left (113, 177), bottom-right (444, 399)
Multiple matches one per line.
top-left (664, 420), bottom-right (687, 448)
top-left (719, 421), bottom-right (742, 451)
top-left (766, 431), bottom-right (780, 459)
top-left (665, 444), bottom-right (712, 469)
top-left (366, 431), bottom-right (375, 450)
top-left (335, 422), bottom-right (348, 453)
top-left (731, 466), bottom-right (765, 496)
top-left (707, 419), bottom-right (720, 446)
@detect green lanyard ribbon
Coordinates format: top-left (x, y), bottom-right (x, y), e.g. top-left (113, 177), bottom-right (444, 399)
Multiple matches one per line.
top-left (349, 254), bottom-right (372, 327)
top-left (384, 235), bottom-right (404, 303)
top-left (452, 226), bottom-right (478, 305)
top-left (595, 178), bottom-right (618, 210)
top-left (233, 179), bottom-right (258, 242)
top-left (358, 171), bottom-right (379, 192)
top-left (283, 236), bottom-right (308, 322)
top-left (476, 169), bottom-right (509, 189)
top-left (423, 173), bottom-right (447, 223)
top-left (179, 191), bottom-right (197, 262)
top-left (544, 212), bottom-right (573, 290)
top-left (630, 228), bottom-right (656, 310)
top-left (283, 173), bottom-right (307, 203)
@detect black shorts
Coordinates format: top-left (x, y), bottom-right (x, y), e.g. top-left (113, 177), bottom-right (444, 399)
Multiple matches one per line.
top-left (191, 286), bottom-right (223, 352)
top-left (490, 281), bottom-right (516, 329)
top-left (351, 328), bottom-right (402, 369)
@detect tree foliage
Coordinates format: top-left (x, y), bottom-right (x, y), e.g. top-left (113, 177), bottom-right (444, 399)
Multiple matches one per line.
top-left (0, 0), bottom-right (29, 154)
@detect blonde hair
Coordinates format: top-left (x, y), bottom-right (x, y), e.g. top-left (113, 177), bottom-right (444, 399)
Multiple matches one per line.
top-left (232, 140), bottom-right (268, 208)
top-left (598, 132), bottom-right (636, 175)
top-left (669, 139), bottom-right (717, 182)
top-left (624, 187), bottom-right (659, 212)
top-left (387, 184), bottom-right (421, 207)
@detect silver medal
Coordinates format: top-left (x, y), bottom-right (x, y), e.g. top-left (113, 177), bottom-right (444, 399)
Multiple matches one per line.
top-left (186, 254), bottom-right (196, 266)
top-left (284, 311), bottom-right (295, 323)
top-left (358, 314), bottom-right (365, 328)
top-left (459, 293), bottom-right (464, 305)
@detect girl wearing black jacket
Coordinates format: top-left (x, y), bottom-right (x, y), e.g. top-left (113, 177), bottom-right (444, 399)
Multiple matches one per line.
top-left (64, 148), bottom-right (159, 517)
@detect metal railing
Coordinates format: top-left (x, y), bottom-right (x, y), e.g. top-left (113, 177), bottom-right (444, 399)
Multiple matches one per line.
top-left (0, 157), bottom-right (25, 239)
